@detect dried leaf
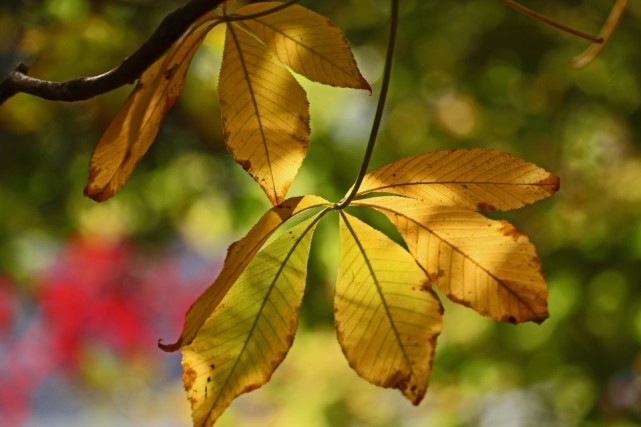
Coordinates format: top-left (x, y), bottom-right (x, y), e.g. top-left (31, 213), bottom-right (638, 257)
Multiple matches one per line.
top-left (84, 14), bottom-right (218, 201)
top-left (356, 196), bottom-right (549, 324)
top-left (183, 215), bottom-right (320, 426)
top-left (237, 2), bottom-right (370, 90)
top-left (335, 211), bottom-right (443, 404)
top-left (159, 195), bottom-right (329, 352)
top-left (219, 22), bottom-right (310, 205)
top-left (357, 148), bottom-right (559, 211)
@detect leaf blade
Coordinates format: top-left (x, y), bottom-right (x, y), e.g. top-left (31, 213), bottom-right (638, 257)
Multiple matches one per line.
top-left (219, 22), bottom-right (310, 205)
top-left (183, 214), bottom-right (321, 426)
top-left (159, 195), bottom-right (329, 352)
top-left (84, 14), bottom-right (218, 201)
top-left (356, 196), bottom-right (549, 324)
top-left (237, 2), bottom-right (370, 90)
top-left (357, 148), bottom-right (560, 211)
top-left (336, 212), bottom-right (443, 404)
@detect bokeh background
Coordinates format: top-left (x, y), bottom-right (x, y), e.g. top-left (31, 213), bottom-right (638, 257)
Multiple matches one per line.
top-left (2, 0), bottom-right (641, 425)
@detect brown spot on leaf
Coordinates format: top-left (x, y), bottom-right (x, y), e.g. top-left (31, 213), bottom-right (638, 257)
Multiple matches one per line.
top-left (238, 159), bottom-right (252, 172)
top-left (498, 220), bottom-right (524, 241)
top-left (501, 315), bottom-right (518, 324)
top-left (164, 64), bottom-right (179, 80)
top-left (383, 370), bottom-right (408, 388)
top-left (420, 281), bottom-right (432, 292)
top-left (183, 365), bottom-right (197, 391)
top-left (531, 256), bottom-right (545, 276)
top-left (476, 202), bottom-right (497, 211)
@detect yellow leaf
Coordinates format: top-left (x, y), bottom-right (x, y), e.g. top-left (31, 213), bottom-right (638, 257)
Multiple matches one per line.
top-left (159, 195), bottom-right (329, 352)
top-left (356, 196), bottom-right (549, 324)
top-left (219, 22), bottom-right (310, 205)
top-left (84, 14), bottom-right (218, 202)
top-left (336, 211), bottom-right (443, 405)
top-left (357, 148), bottom-right (560, 211)
top-left (237, 2), bottom-right (370, 90)
top-left (182, 214), bottom-right (320, 426)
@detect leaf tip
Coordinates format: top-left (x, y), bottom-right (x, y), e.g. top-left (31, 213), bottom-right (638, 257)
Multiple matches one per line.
top-left (360, 78), bottom-right (372, 94)
top-left (158, 338), bottom-right (183, 352)
top-left (83, 184), bottom-right (113, 203)
top-left (238, 159), bottom-right (252, 172)
top-left (542, 173), bottom-right (561, 194)
top-left (532, 314), bottom-right (549, 325)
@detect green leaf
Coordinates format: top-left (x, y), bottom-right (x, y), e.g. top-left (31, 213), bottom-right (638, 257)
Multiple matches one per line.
top-left (335, 211), bottom-right (443, 405)
top-left (159, 195), bottom-right (329, 352)
top-left (182, 213), bottom-right (322, 426)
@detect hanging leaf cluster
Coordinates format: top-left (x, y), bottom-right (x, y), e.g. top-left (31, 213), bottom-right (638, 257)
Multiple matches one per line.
top-left (76, 1), bottom-right (566, 426)
top-left (168, 149), bottom-right (558, 426)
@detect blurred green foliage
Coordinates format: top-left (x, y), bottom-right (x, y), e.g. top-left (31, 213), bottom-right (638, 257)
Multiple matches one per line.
top-left (2, 0), bottom-right (641, 425)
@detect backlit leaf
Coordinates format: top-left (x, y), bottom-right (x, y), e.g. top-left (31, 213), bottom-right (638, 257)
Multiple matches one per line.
top-left (357, 149), bottom-right (559, 211)
top-left (159, 195), bottom-right (329, 352)
top-left (237, 2), bottom-right (370, 90)
top-left (219, 22), bottom-right (310, 205)
top-left (182, 214), bottom-right (321, 426)
top-left (356, 196), bottom-right (549, 324)
top-left (335, 211), bottom-right (443, 404)
top-left (84, 14), bottom-right (218, 202)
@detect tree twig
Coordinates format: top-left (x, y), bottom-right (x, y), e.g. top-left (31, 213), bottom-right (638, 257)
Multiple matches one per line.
top-left (336, 0), bottom-right (399, 209)
top-left (0, 0), bottom-right (225, 105)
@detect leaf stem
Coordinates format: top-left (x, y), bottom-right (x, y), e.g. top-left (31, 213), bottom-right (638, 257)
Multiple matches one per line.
top-left (224, 0), bottom-right (304, 22)
top-left (336, 0), bottom-right (399, 210)
top-left (500, 0), bottom-right (603, 43)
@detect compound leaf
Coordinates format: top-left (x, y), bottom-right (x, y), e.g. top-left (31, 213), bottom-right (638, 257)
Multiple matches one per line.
top-left (159, 195), bottom-right (329, 352)
top-left (219, 22), bottom-right (310, 205)
top-left (336, 211), bottom-right (443, 404)
top-left (356, 196), bottom-right (549, 324)
top-left (84, 13), bottom-right (218, 202)
top-left (183, 214), bottom-right (321, 426)
top-left (237, 2), bottom-right (370, 90)
top-left (357, 149), bottom-right (559, 211)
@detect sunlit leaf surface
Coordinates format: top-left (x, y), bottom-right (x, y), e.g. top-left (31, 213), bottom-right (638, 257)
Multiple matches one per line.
top-left (182, 214), bottom-right (320, 426)
top-left (84, 14), bottom-right (218, 202)
top-left (238, 2), bottom-right (370, 90)
top-left (219, 22), bottom-right (310, 205)
top-left (357, 196), bottom-right (549, 324)
top-left (357, 149), bottom-right (559, 211)
top-left (335, 212), bottom-right (443, 404)
top-left (159, 195), bottom-right (329, 352)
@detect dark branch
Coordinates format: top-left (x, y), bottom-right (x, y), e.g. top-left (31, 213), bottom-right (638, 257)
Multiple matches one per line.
top-left (0, 0), bottom-right (225, 104)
